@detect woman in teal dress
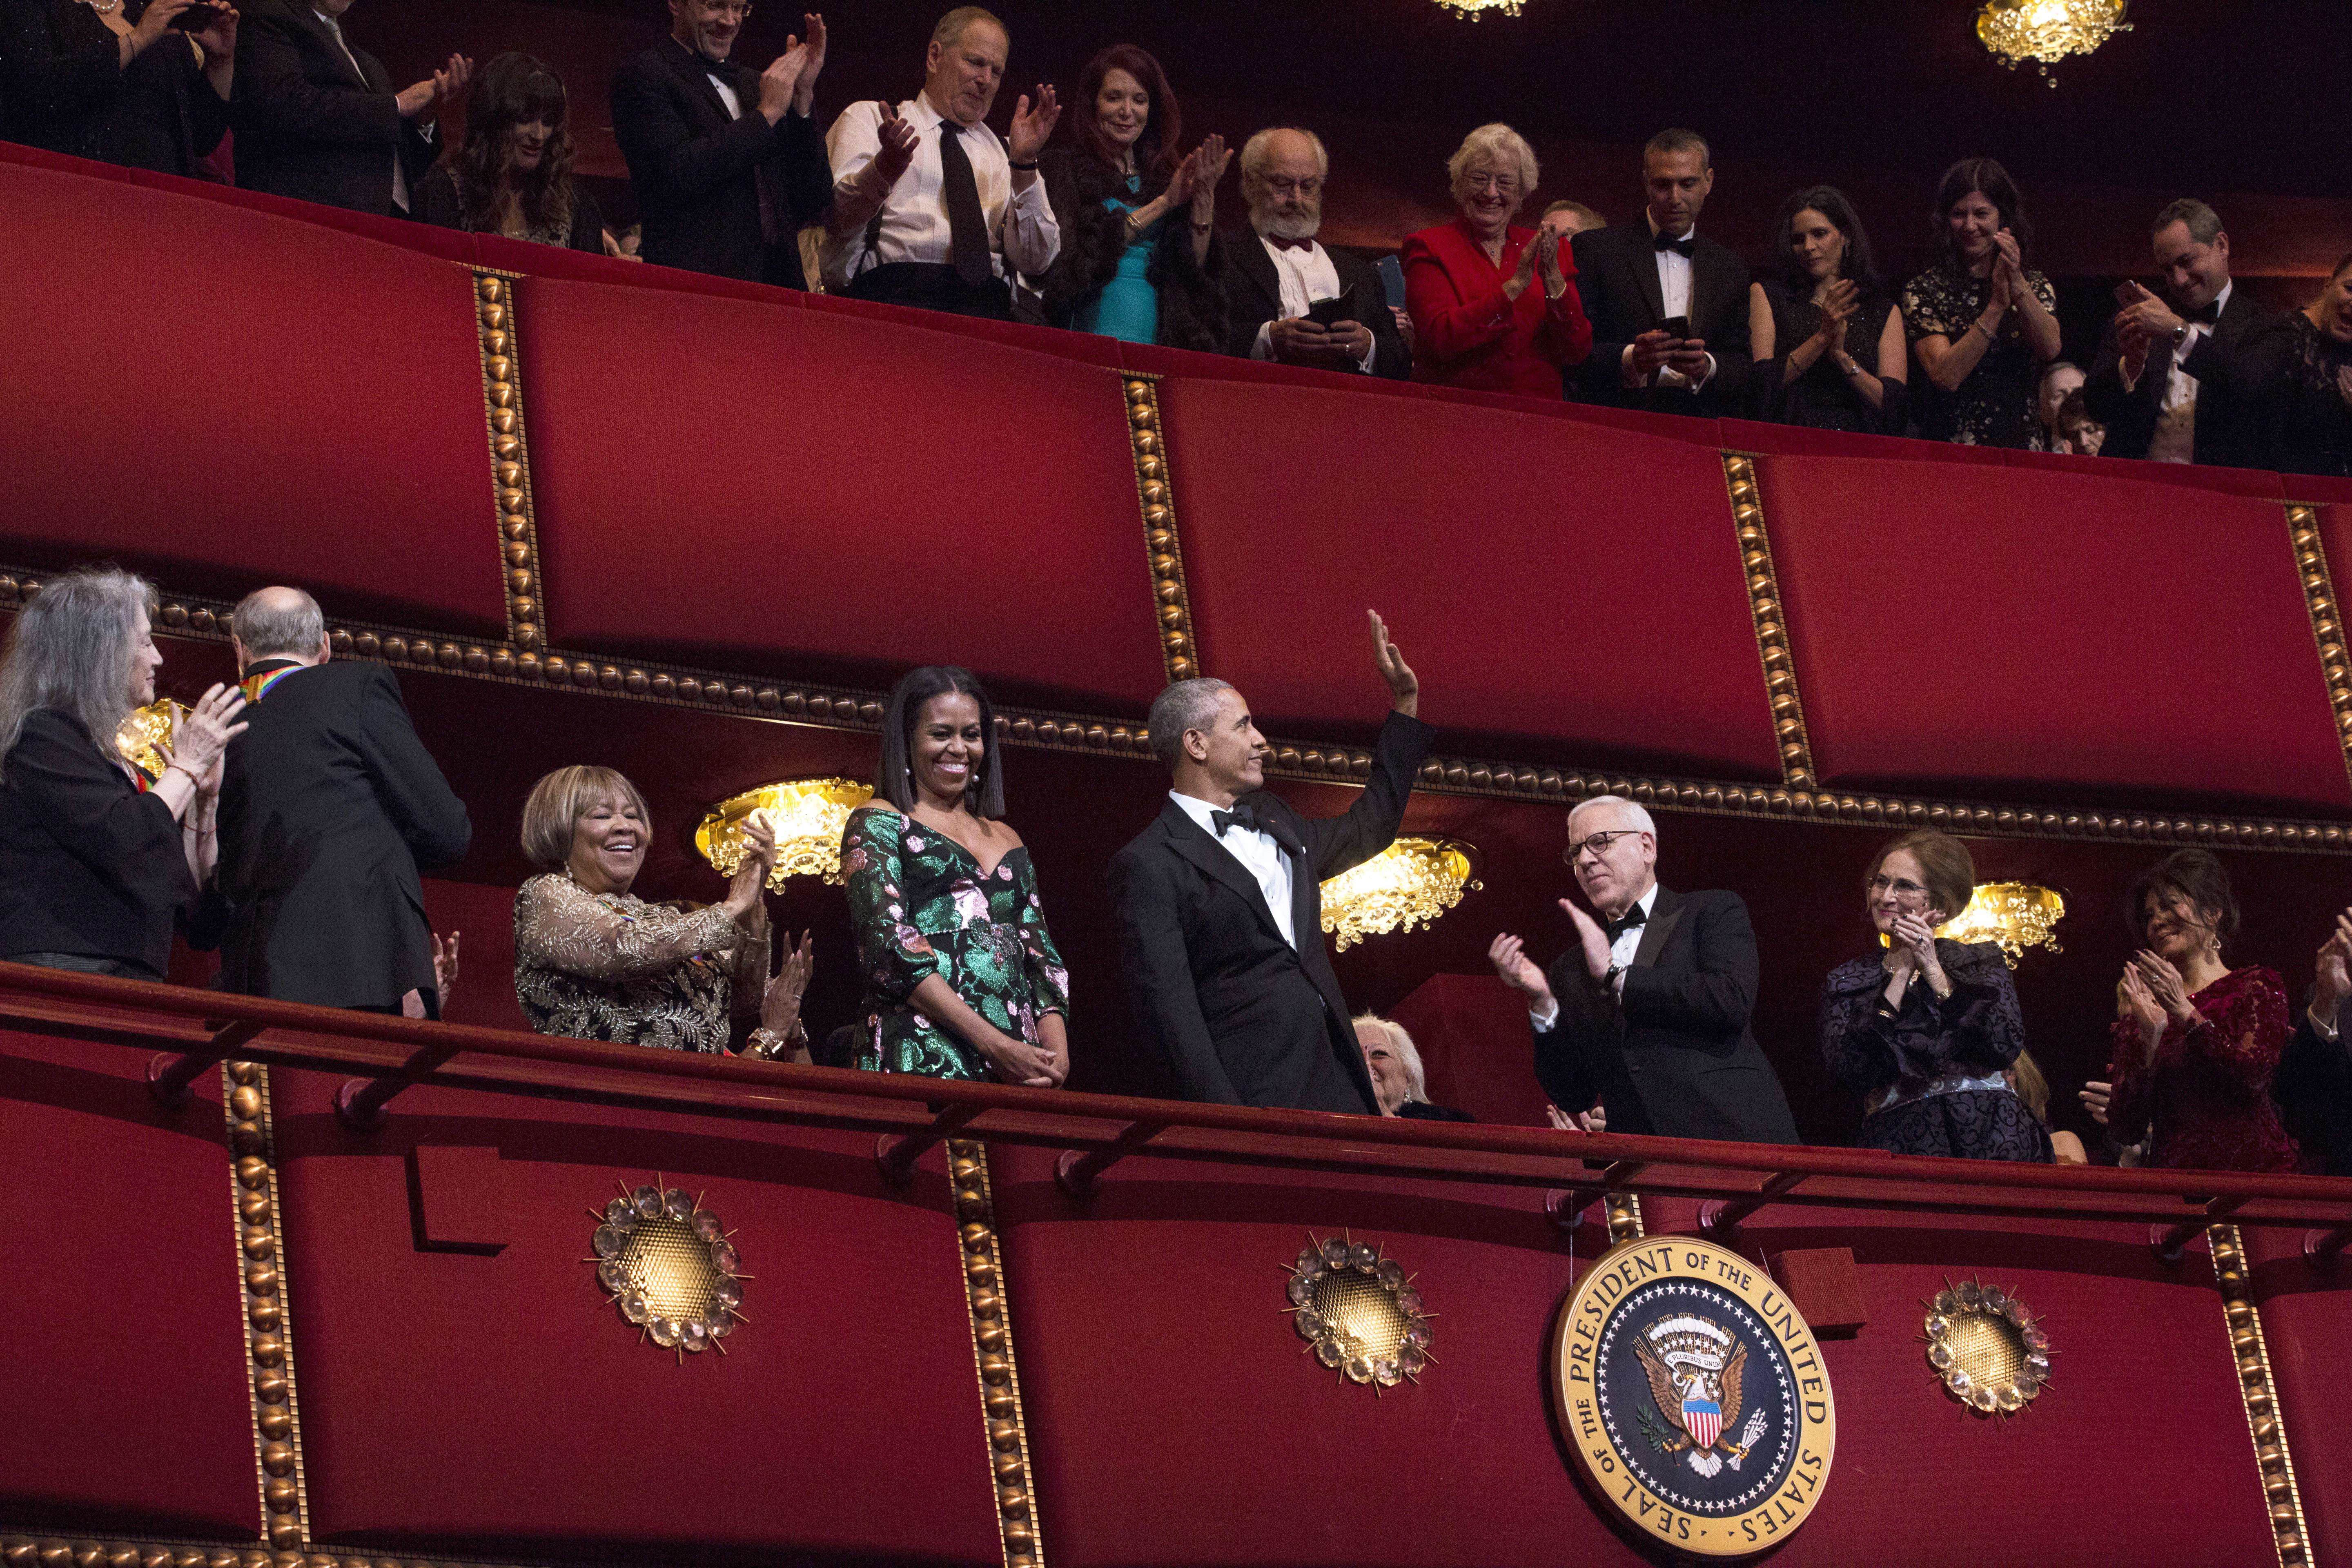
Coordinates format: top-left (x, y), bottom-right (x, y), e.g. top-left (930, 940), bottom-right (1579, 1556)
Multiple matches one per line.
top-left (842, 667), bottom-right (1069, 1085)
top-left (1036, 44), bottom-right (1230, 352)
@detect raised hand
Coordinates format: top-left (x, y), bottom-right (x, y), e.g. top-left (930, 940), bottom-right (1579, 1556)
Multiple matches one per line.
top-left (761, 929), bottom-right (813, 1039)
top-left (165, 683), bottom-right (248, 781)
top-left (722, 817), bottom-right (778, 920)
top-left (1368, 608), bottom-right (1417, 714)
top-left (191, 3), bottom-right (238, 60)
top-left (397, 52), bottom-right (472, 118)
top-left (873, 100), bottom-right (920, 186)
top-left (1166, 145), bottom-right (1204, 207)
top-left (2078, 1078), bottom-right (2112, 1127)
top-left (1189, 132), bottom-right (1230, 216)
top-left (432, 930), bottom-right (461, 998)
top-left (1890, 911), bottom-right (1943, 989)
top-left (1562, 898), bottom-right (1613, 983)
top-left (757, 42), bottom-right (808, 123)
top-left (792, 13), bottom-right (827, 98)
top-left (1007, 84), bottom-right (1060, 165)
top-left (2133, 949), bottom-right (2194, 1021)
top-left (1537, 227), bottom-right (1568, 294)
top-left (1488, 933), bottom-right (1553, 1007)
top-left (1813, 277), bottom-right (1858, 348)
top-left (2118, 965), bottom-right (2167, 1054)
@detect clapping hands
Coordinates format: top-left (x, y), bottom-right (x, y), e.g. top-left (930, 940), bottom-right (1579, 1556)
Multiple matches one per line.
top-left (1006, 84), bottom-right (1060, 165)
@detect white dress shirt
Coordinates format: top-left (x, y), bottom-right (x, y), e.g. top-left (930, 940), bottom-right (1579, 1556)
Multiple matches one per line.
top-left (1530, 882), bottom-right (1659, 1031)
top-left (315, 9), bottom-right (422, 213)
top-left (1169, 791), bottom-right (1296, 949)
top-left (1621, 214), bottom-right (1715, 390)
top-left (820, 93), bottom-right (1059, 289)
top-left (1249, 233), bottom-right (1378, 373)
top-left (2142, 280), bottom-right (2232, 465)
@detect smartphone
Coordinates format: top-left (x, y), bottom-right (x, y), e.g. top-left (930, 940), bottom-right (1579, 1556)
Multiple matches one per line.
top-left (1659, 314), bottom-right (1691, 342)
top-left (1376, 254), bottom-right (1406, 311)
top-left (1304, 295), bottom-right (1354, 328)
top-left (169, 3), bottom-right (225, 29)
top-left (2113, 280), bottom-right (2152, 307)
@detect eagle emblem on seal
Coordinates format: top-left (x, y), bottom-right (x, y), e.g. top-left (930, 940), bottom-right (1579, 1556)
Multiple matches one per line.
top-left (1632, 1314), bottom-right (1772, 1478)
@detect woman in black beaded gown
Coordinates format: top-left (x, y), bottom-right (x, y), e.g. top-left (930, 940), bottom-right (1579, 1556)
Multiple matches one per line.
top-left (1747, 185), bottom-right (1906, 434)
top-left (0, 0), bottom-right (236, 178)
top-left (1900, 158), bottom-right (2061, 448)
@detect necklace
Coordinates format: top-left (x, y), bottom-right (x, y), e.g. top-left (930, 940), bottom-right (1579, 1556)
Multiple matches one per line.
top-left (78, 0), bottom-right (123, 11)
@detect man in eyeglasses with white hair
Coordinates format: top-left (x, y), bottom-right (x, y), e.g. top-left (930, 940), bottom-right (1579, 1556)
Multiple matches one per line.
top-left (1488, 795), bottom-right (1799, 1145)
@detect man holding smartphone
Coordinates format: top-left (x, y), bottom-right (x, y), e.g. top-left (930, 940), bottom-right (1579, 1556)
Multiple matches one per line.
top-left (1223, 127), bottom-right (1409, 379)
top-left (1565, 128), bottom-right (1751, 414)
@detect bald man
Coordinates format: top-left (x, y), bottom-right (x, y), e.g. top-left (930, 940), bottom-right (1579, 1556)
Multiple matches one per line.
top-left (204, 587), bottom-right (470, 1018)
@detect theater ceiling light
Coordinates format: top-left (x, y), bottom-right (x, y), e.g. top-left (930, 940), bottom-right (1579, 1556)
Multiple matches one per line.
top-left (1975, 0), bottom-right (2130, 83)
top-left (695, 776), bottom-right (874, 890)
top-left (1432, 0), bottom-right (1523, 17)
top-left (1319, 836), bottom-right (1482, 951)
top-left (1940, 880), bottom-right (2066, 967)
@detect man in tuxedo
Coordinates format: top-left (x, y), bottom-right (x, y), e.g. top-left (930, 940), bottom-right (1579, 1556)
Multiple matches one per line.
top-left (1109, 612), bottom-right (1431, 1112)
top-left (1488, 795), bottom-right (1799, 1144)
top-left (205, 587), bottom-right (470, 1018)
top-left (1223, 127), bottom-right (1408, 379)
top-left (2276, 906), bottom-right (2352, 1177)
top-left (2084, 199), bottom-right (2276, 468)
top-left (610, 0), bottom-right (835, 289)
top-left (233, 0), bottom-right (469, 216)
top-left (1565, 129), bottom-right (1750, 414)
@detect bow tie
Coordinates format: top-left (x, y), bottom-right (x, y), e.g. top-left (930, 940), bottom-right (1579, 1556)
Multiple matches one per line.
top-left (2183, 299), bottom-right (2221, 326)
top-left (1263, 234), bottom-right (1317, 253)
top-left (1653, 231), bottom-right (1695, 259)
top-left (1606, 905), bottom-right (1648, 942)
top-left (1210, 800), bottom-right (1303, 857)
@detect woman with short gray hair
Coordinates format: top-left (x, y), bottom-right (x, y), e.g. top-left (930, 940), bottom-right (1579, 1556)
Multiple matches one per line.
top-left (0, 566), bottom-right (247, 978)
top-left (1353, 1013), bottom-right (1474, 1121)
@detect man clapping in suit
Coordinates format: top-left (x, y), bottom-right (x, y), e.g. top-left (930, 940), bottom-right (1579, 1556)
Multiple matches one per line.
top-left (1566, 128), bottom-right (1751, 415)
top-left (1109, 612), bottom-right (1431, 1113)
top-left (1488, 795), bottom-right (1799, 1145)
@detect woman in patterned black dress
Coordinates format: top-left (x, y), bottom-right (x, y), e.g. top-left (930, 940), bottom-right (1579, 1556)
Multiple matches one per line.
top-left (1747, 185), bottom-right (1906, 434)
top-left (1900, 158), bottom-right (2062, 448)
top-left (1820, 830), bottom-right (2050, 1162)
top-left (842, 668), bottom-right (1070, 1086)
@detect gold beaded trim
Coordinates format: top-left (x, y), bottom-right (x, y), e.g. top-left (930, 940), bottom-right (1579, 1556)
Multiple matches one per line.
top-left (2287, 504), bottom-right (2352, 799)
top-left (0, 1539), bottom-right (506, 1568)
top-left (1603, 1193), bottom-right (1645, 1246)
top-left (2207, 1225), bottom-right (2312, 1568)
top-left (1722, 454), bottom-right (1815, 791)
top-left (223, 1062), bottom-right (307, 1551)
top-left (1122, 377), bottom-right (1199, 683)
top-left (947, 1140), bottom-right (1041, 1568)
top-left (473, 272), bottom-right (545, 655)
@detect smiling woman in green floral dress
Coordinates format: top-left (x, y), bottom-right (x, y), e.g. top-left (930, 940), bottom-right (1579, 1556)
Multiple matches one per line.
top-left (842, 667), bottom-right (1069, 1086)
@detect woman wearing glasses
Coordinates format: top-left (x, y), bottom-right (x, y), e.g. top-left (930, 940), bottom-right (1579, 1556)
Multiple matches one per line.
top-left (1819, 830), bottom-right (2048, 1161)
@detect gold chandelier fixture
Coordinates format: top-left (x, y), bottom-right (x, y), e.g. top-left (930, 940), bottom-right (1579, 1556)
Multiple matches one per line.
top-left (1319, 837), bottom-right (1481, 951)
top-left (115, 698), bottom-right (186, 781)
top-left (695, 776), bottom-right (875, 890)
top-left (1975, 0), bottom-right (2130, 84)
top-left (1432, 0), bottom-right (1523, 17)
top-left (1939, 881), bottom-right (2066, 967)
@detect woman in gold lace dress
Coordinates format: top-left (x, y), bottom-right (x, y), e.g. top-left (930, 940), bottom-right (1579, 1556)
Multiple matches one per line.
top-left (512, 765), bottom-right (811, 1058)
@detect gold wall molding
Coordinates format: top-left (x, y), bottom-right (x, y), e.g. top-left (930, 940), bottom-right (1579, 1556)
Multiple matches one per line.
top-left (1122, 376), bottom-right (1198, 684)
top-left (1602, 1192), bottom-right (1644, 1245)
top-left (1722, 453), bottom-right (1816, 791)
top-left (946, 1141), bottom-right (1042, 1568)
top-left (0, 1537), bottom-right (515, 1568)
top-left (2287, 503), bottom-right (2352, 800)
top-left (222, 1062), bottom-right (307, 1551)
top-left (473, 271), bottom-right (546, 654)
top-left (2207, 1225), bottom-right (2311, 1568)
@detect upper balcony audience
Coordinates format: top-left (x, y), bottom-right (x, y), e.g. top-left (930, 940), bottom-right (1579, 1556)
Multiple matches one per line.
top-left (1223, 127), bottom-right (1408, 379)
top-left (1901, 157), bottom-right (2060, 448)
top-left (2251, 250), bottom-right (2352, 478)
top-left (1567, 128), bottom-right (1751, 417)
top-left (1399, 122), bottom-right (1592, 398)
top-left (1034, 44), bottom-right (1227, 351)
top-left (2034, 361), bottom-right (2084, 450)
top-left (415, 53), bottom-right (612, 254)
top-left (0, 0), bottom-right (236, 178)
top-left (2008, 1051), bottom-right (2088, 1164)
top-left (1747, 185), bottom-right (1906, 436)
top-left (610, 0), bottom-right (831, 287)
top-left (2085, 200), bottom-right (2273, 469)
top-left (232, 0), bottom-right (466, 216)
top-left (821, 5), bottom-right (1060, 321)
top-left (0, 568), bottom-right (245, 981)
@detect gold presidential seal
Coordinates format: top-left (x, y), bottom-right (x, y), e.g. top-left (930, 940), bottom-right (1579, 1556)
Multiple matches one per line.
top-left (1551, 1237), bottom-right (1837, 1557)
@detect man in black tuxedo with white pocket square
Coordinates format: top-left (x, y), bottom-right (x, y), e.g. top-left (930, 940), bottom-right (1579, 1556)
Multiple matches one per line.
top-left (1109, 612), bottom-right (1431, 1113)
top-left (1566, 128), bottom-right (1751, 416)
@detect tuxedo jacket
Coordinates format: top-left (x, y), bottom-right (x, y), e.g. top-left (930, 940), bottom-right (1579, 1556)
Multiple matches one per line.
top-left (2278, 989), bottom-right (2352, 1176)
top-left (1533, 885), bottom-right (1800, 1145)
top-left (609, 39), bottom-right (832, 287)
top-left (1222, 230), bottom-right (1410, 380)
top-left (232, 0), bottom-right (437, 215)
top-left (2083, 287), bottom-right (2277, 468)
top-left (205, 659), bottom-right (470, 1009)
top-left (1109, 710), bottom-right (1433, 1112)
top-left (1565, 221), bottom-right (1753, 415)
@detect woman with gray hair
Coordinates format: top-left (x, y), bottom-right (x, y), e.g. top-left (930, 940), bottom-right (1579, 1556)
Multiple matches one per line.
top-left (1353, 1013), bottom-right (1474, 1121)
top-left (1399, 121), bottom-right (1590, 396)
top-left (0, 566), bottom-right (247, 979)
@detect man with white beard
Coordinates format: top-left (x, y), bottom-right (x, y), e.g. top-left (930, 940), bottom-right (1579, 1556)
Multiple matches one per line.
top-left (1221, 126), bottom-right (1409, 378)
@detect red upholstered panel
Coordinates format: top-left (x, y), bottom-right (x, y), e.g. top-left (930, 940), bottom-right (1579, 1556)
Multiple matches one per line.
top-left (1386, 971), bottom-right (1556, 1127)
top-left (1156, 378), bottom-right (1780, 777)
top-left (2243, 1225), bottom-right (2352, 1568)
top-left (519, 276), bottom-right (1167, 711)
top-left (0, 1030), bottom-right (261, 1537)
top-left (268, 1065), bottom-right (1001, 1563)
top-left (0, 156), bottom-right (507, 635)
top-left (1755, 452), bottom-right (2352, 814)
top-left (1723, 417), bottom-right (2290, 499)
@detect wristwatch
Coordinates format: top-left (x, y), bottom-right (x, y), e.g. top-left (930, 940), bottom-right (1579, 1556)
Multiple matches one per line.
top-left (2169, 323), bottom-right (2191, 353)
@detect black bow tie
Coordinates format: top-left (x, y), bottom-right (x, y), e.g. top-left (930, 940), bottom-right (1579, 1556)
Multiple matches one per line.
top-left (2183, 299), bottom-right (2221, 326)
top-left (1653, 231), bottom-right (1695, 259)
top-left (1209, 800), bottom-right (1303, 857)
top-left (1606, 905), bottom-right (1648, 941)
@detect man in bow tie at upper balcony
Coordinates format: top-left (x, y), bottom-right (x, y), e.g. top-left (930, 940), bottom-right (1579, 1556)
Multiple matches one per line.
top-left (1565, 127), bottom-right (1752, 415)
top-left (1108, 612), bottom-right (1430, 1114)
top-left (2084, 198), bottom-right (2276, 468)
top-left (819, 5), bottom-right (1060, 321)
top-left (1222, 126), bottom-right (1409, 379)
top-left (1488, 795), bottom-right (1800, 1145)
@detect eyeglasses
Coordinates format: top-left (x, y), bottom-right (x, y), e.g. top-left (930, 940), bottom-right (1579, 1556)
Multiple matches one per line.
top-left (694, 0), bottom-right (751, 19)
top-left (1461, 173), bottom-right (1522, 194)
top-left (1563, 830), bottom-right (1639, 864)
top-left (1867, 875), bottom-right (1928, 899)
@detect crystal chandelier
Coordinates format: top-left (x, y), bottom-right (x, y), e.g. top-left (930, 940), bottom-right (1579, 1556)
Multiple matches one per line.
top-left (1432, 0), bottom-right (1523, 17)
top-left (696, 776), bottom-right (875, 889)
top-left (1319, 837), bottom-right (1482, 951)
top-left (1936, 881), bottom-right (2067, 967)
top-left (1976, 0), bottom-right (2130, 85)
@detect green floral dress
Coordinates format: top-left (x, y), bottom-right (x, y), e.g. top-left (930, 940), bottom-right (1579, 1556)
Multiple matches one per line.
top-left (842, 806), bottom-right (1070, 1080)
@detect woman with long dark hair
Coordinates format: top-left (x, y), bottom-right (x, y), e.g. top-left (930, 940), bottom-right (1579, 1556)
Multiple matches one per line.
top-left (413, 51), bottom-right (613, 254)
top-left (1900, 157), bottom-right (2061, 447)
top-left (840, 666), bottom-right (1069, 1085)
top-left (0, 0), bottom-right (236, 177)
top-left (1035, 43), bottom-right (1228, 350)
top-left (1748, 185), bottom-right (1906, 433)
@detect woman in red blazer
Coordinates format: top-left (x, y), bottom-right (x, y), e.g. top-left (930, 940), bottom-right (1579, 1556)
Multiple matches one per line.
top-left (1401, 122), bottom-right (1592, 397)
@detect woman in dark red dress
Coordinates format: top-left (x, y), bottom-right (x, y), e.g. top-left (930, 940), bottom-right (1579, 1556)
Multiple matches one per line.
top-left (1400, 122), bottom-right (1591, 397)
top-left (2107, 850), bottom-right (2298, 1173)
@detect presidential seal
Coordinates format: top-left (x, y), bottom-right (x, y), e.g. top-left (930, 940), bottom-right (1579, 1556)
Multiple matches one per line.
top-left (1551, 1237), bottom-right (1836, 1557)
